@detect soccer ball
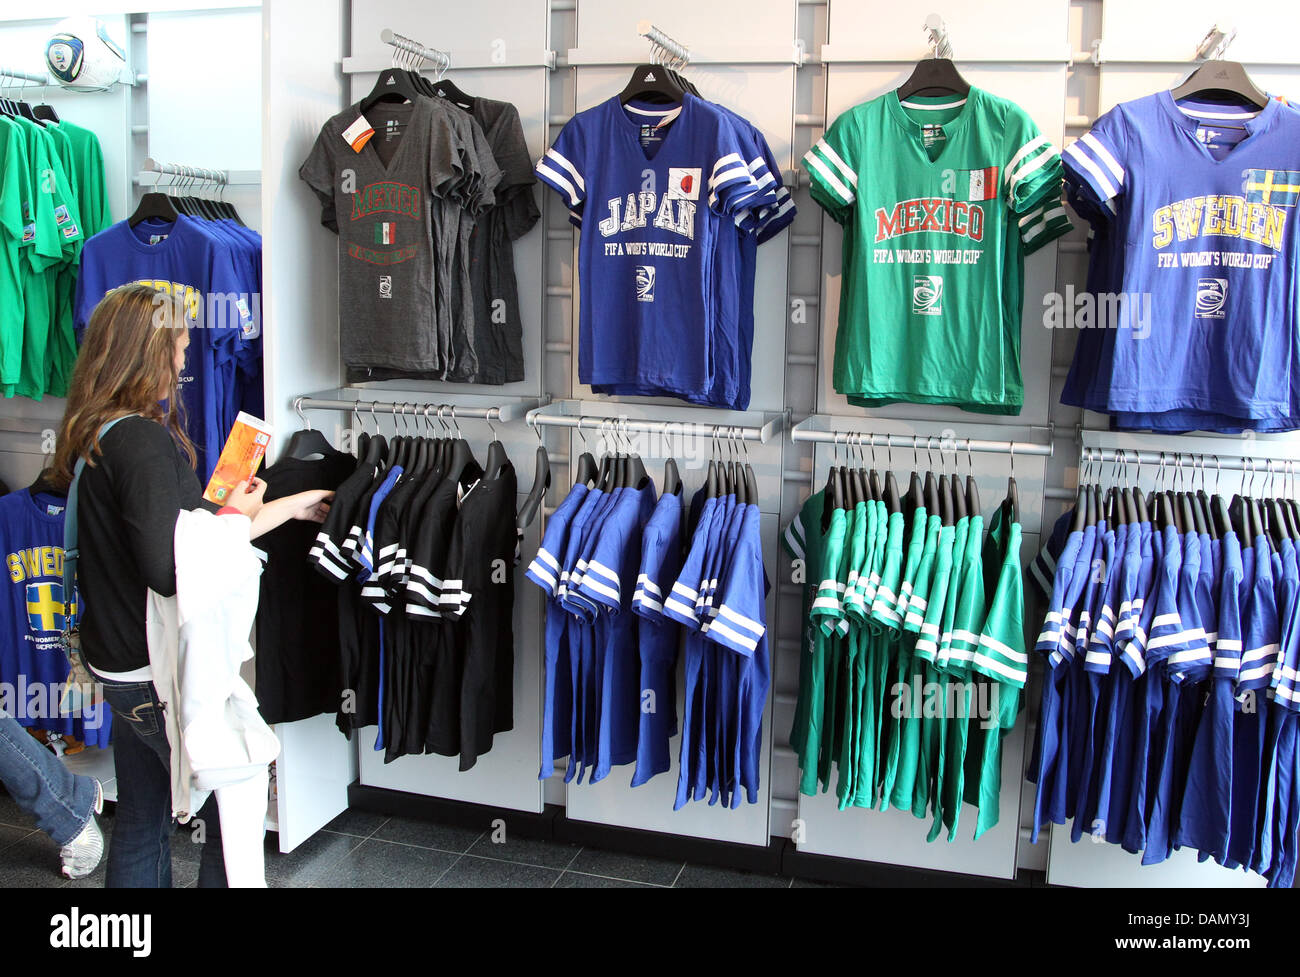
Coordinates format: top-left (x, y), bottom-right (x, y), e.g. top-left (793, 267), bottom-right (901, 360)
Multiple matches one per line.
top-left (45, 17), bottom-right (127, 92)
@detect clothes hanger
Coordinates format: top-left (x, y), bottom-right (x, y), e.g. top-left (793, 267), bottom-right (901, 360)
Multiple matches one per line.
top-left (883, 436), bottom-right (902, 515)
top-left (907, 436), bottom-right (924, 512)
top-left (1283, 460), bottom-right (1300, 540)
top-left (736, 429), bottom-right (752, 505)
top-left (1266, 460), bottom-right (1292, 543)
top-left (1176, 455), bottom-right (1200, 535)
top-left (741, 429), bottom-right (758, 505)
top-left (595, 419), bottom-right (614, 491)
top-left (428, 52), bottom-right (475, 112)
top-left (626, 418), bottom-right (649, 489)
top-left (825, 432), bottom-right (845, 511)
top-left (484, 409), bottom-right (510, 481)
top-left (1070, 449), bottom-right (1091, 533)
top-left (27, 469), bottom-right (64, 498)
top-left (572, 416), bottom-right (599, 488)
top-left (517, 418), bottom-right (551, 531)
top-left (924, 437), bottom-right (940, 518)
top-left (1170, 52), bottom-right (1268, 110)
top-left (846, 434), bottom-right (865, 507)
top-left (360, 47), bottom-right (426, 115)
top-left (663, 457), bottom-right (682, 497)
top-left (32, 77), bottom-right (59, 123)
top-left (284, 397), bottom-right (345, 460)
top-left (950, 442), bottom-right (967, 522)
top-left (620, 43), bottom-right (687, 106)
top-left (959, 439), bottom-right (979, 519)
top-left (896, 28), bottom-right (971, 101)
top-left (1192, 454), bottom-right (1215, 539)
top-left (705, 426), bottom-right (720, 500)
top-left (407, 405), bottom-right (432, 476)
top-left (129, 166), bottom-right (181, 228)
top-left (1005, 442), bottom-right (1019, 525)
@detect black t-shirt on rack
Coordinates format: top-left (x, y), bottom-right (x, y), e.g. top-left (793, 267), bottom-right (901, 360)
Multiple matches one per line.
top-left (78, 416), bottom-right (217, 674)
top-left (444, 460), bottom-right (519, 770)
top-left (306, 450), bottom-right (379, 732)
top-left (255, 452), bottom-right (356, 725)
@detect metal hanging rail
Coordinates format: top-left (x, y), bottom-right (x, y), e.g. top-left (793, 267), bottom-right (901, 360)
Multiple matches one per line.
top-left (341, 28), bottom-right (555, 73)
top-left (136, 157), bottom-right (261, 188)
top-left (294, 396), bottom-right (547, 426)
top-left (0, 67), bottom-right (50, 85)
top-left (791, 417), bottom-right (1054, 457)
top-left (527, 404), bottom-right (787, 444)
top-left (1080, 445), bottom-right (1299, 478)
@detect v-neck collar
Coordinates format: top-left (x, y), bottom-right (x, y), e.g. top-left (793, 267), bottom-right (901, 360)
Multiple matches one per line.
top-left (362, 97), bottom-right (426, 174)
top-left (1158, 90), bottom-right (1279, 165)
top-left (611, 94), bottom-right (691, 163)
top-left (886, 88), bottom-right (978, 166)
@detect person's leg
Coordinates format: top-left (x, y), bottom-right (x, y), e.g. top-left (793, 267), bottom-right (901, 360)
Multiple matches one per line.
top-left (0, 710), bottom-right (99, 845)
top-left (99, 682), bottom-right (173, 888)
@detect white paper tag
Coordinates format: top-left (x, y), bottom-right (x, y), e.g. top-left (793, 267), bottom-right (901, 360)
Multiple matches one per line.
top-left (342, 114), bottom-right (375, 153)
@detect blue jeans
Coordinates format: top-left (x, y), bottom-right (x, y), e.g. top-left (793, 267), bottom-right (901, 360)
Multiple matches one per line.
top-left (0, 710), bottom-right (99, 846)
top-left (100, 680), bottom-right (227, 888)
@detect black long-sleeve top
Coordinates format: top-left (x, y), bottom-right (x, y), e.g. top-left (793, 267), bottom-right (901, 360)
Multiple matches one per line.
top-left (77, 415), bottom-right (216, 674)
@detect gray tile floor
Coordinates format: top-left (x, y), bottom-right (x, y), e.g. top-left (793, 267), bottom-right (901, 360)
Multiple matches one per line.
top-left (0, 798), bottom-right (834, 888)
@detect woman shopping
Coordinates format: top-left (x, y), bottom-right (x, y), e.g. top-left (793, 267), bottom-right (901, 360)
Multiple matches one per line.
top-left (48, 283), bottom-right (333, 888)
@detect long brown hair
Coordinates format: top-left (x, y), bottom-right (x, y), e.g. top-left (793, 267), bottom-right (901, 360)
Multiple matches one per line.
top-left (49, 283), bottom-right (196, 491)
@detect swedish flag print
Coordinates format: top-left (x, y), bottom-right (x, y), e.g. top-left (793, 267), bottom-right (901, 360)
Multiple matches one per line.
top-left (25, 581), bottom-right (70, 634)
top-left (1243, 168), bottom-right (1300, 207)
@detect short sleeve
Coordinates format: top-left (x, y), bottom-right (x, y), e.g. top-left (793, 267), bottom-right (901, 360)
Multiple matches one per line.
top-left (1214, 544), bottom-right (1244, 681)
top-left (1002, 107), bottom-right (1064, 214)
top-left (972, 545), bottom-right (1029, 689)
top-left (802, 110), bottom-right (859, 214)
top-left (432, 109), bottom-right (472, 203)
top-left (706, 520), bottom-right (767, 658)
top-left (575, 519), bottom-right (628, 613)
top-left (489, 104), bottom-right (542, 240)
top-left (1062, 106), bottom-right (1129, 215)
top-left (634, 511), bottom-right (681, 619)
top-left (464, 114), bottom-right (504, 217)
top-left (781, 511), bottom-right (806, 562)
top-left (1017, 190), bottom-right (1072, 254)
top-left (536, 117), bottom-right (588, 225)
top-left (1238, 553), bottom-right (1279, 692)
top-left (205, 244), bottom-right (255, 363)
top-left (298, 126), bottom-right (340, 231)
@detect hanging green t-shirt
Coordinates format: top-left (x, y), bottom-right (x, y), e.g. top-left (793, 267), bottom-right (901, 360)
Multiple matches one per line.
top-left (803, 87), bottom-right (1072, 413)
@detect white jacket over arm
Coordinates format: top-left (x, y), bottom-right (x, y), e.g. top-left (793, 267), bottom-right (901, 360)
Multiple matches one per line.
top-left (146, 507), bottom-right (281, 887)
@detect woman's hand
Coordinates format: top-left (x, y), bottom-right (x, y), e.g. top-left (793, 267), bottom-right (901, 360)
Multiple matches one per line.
top-left (224, 478), bottom-right (267, 521)
top-left (287, 490), bottom-right (333, 524)
top-left (245, 488), bottom-right (335, 540)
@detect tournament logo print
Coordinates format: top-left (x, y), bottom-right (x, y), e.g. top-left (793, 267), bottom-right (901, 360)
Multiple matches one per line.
top-left (912, 275), bottom-right (944, 316)
top-left (1243, 169), bottom-right (1300, 207)
top-left (1195, 278), bottom-right (1228, 319)
top-left (668, 167), bottom-right (702, 201)
top-left (379, 275), bottom-right (393, 300)
top-left (636, 265), bottom-right (656, 303)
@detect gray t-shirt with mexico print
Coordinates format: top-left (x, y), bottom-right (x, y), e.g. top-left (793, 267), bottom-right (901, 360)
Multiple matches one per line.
top-left (299, 97), bottom-right (483, 372)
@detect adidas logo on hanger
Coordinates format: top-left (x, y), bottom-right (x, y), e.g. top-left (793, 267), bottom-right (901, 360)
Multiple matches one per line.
top-left (644, 71), bottom-right (656, 82)
top-left (386, 76), bottom-right (397, 85)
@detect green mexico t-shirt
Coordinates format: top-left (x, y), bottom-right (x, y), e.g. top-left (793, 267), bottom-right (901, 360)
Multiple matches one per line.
top-left (803, 87), bottom-right (1072, 413)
